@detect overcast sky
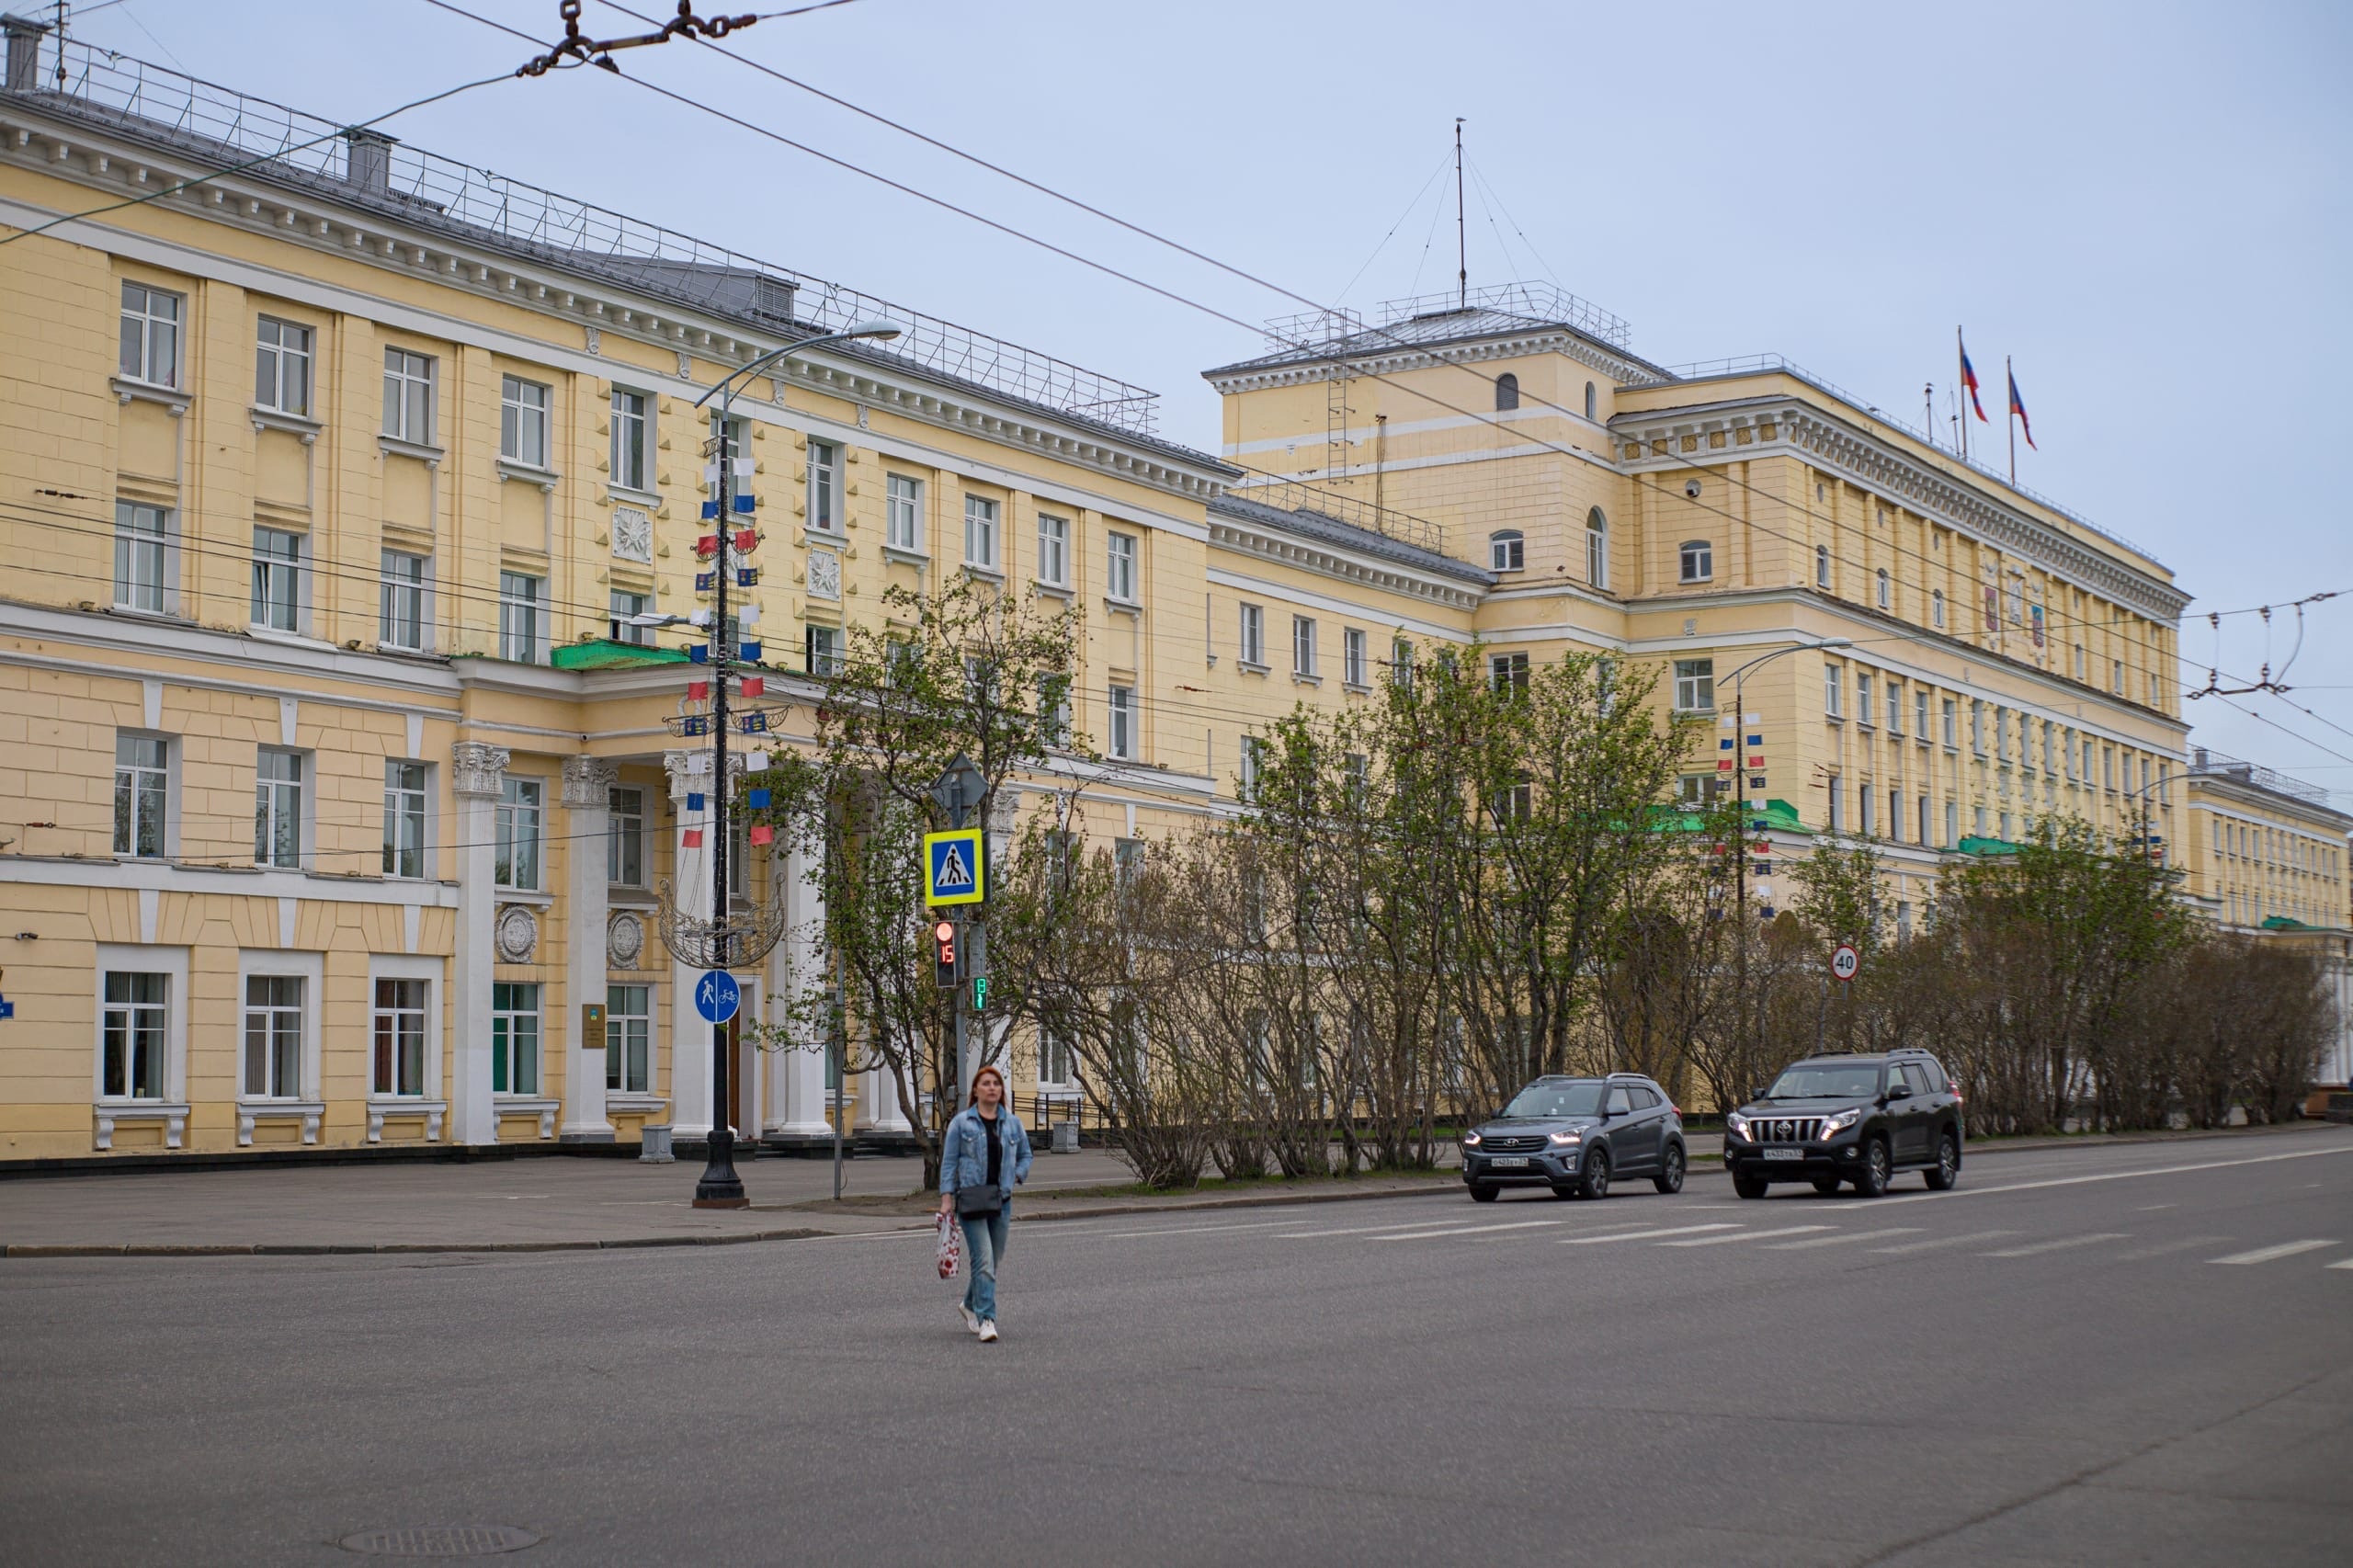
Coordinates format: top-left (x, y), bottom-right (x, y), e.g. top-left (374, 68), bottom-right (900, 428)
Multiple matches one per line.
top-left (66, 0), bottom-right (2353, 804)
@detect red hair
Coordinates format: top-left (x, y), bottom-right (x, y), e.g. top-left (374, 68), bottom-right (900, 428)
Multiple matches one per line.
top-left (969, 1065), bottom-right (1006, 1106)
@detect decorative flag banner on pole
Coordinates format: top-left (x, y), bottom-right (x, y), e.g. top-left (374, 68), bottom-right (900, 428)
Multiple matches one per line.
top-left (2006, 358), bottom-right (2035, 485)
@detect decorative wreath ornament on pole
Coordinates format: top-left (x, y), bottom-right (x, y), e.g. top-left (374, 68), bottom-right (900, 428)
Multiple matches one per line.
top-left (653, 876), bottom-right (790, 971)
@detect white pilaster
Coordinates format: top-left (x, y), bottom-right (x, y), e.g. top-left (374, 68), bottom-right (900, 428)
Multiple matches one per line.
top-left (449, 742), bottom-right (508, 1145)
top-left (768, 839), bottom-right (831, 1137)
top-left (560, 756), bottom-right (617, 1142)
top-left (665, 748), bottom-right (715, 1138)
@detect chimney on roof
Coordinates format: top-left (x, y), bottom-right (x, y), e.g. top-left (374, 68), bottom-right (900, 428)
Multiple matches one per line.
top-left (3, 14), bottom-right (49, 92)
top-left (2194, 747), bottom-right (2209, 768)
top-left (342, 128), bottom-right (395, 195)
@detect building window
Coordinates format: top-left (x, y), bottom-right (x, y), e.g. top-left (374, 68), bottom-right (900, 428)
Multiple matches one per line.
top-left (1392, 636), bottom-right (1414, 688)
top-left (1887, 681), bottom-right (1904, 733)
top-left (608, 785), bottom-right (646, 888)
top-left (1918, 794), bottom-right (1931, 845)
top-left (805, 623), bottom-right (842, 677)
top-left (1039, 675), bottom-right (1072, 747)
top-left (495, 777), bottom-right (543, 891)
top-left (610, 388), bottom-right (650, 491)
top-left (382, 347), bottom-right (434, 443)
top-left (963, 494), bottom-right (998, 567)
top-left (1495, 372), bottom-right (1519, 411)
top-left (1914, 689), bottom-right (1928, 740)
top-left (1586, 508), bottom-right (1609, 588)
top-left (608, 588), bottom-right (650, 644)
top-left (114, 500), bottom-right (170, 613)
top-left (1876, 568), bottom-right (1892, 610)
top-left (1824, 663), bottom-right (1844, 718)
top-left (1584, 381), bottom-right (1597, 421)
top-left (381, 551), bottom-right (426, 650)
top-left (119, 281), bottom-right (182, 387)
top-left (607, 984), bottom-right (652, 1094)
top-left (255, 747), bottom-right (304, 868)
top-left (1890, 789), bottom-right (1904, 841)
top-left (806, 438), bottom-right (839, 532)
top-left (498, 572), bottom-right (544, 662)
top-left (383, 761), bottom-right (427, 879)
top-left (2074, 645), bottom-right (2086, 681)
top-left (1828, 777), bottom-right (1845, 834)
top-left (1040, 1026), bottom-right (1078, 1088)
top-left (1494, 652), bottom-right (1531, 696)
top-left (1857, 671), bottom-right (1875, 726)
top-left (1343, 628), bottom-right (1368, 687)
top-left (1238, 734), bottom-right (1262, 800)
top-left (102, 971), bottom-right (168, 1099)
top-left (242, 974), bottom-right (303, 1098)
top-left (1490, 529), bottom-right (1525, 572)
top-left (1239, 603), bottom-right (1265, 667)
top-left (1859, 787), bottom-right (1876, 837)
top-left (500, 375), bottom-right (550, 467)
top-left (1974, 805), bottom-right (1988, 836)
top-left (1677, 774), bottom-right (1723, 807)
top-left (372, 978), bottom-right (428, 1097)
top-left (1946, 801), bottom-right (1959, 846)
top-left (1108, 685), bottom-right (1135, 760)
top-left (887, 474), bottom-right (924, 552)
top-left (1994, 705), bottom-right (2009, 760)
top-left (1106, 531), bottom-right (1139, 603)
top-left (1971, 700), bottom-right (1985, 755)
top-left (2112, 658), bottom-right (2124, 695)
top-left (1291, 615), bottom-right (1317, 677)
top-left (1679, 540), bottom-right (1712, 583)
top-left (1931, 588), bottom-right (1946, 629)
top-left (492, 983), bottom-right (540, 1096)
top-left (1673, 657), bottom-right (1714, 712)
top-left (109, 734), bottom-right (170, 859)
top-left (251, 528), bottom-right (302, 631)
top-left (1942, 698), bottom-right (1957, 747)
top-left (1035, 512), bottom-right (1067, 586)
top-left (254, 318), bottom-right (313, 415)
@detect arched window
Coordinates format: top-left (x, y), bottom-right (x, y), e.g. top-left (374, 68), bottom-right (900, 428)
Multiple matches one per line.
top-left (1932, 588), bottom-right (1946, 629)
top-left (1489, 529), bottom-right (1524, 572)
top-left (1679, 540), bottom-right (1712, 584)
top-left (1815, 544), bottom-right (1831, 588)
top-left (1584, 381), bottom-right (1597, 421)
top-left (1586, 507), bottom-right (1608, 589)
top-left (1876, 568), bottom-right (1892, 610)
top-left (1495, 372), bottom-right (1519, 412)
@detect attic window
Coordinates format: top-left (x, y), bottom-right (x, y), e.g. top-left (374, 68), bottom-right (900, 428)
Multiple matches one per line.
top-left (1495, 372), bottom-right (1519, 412)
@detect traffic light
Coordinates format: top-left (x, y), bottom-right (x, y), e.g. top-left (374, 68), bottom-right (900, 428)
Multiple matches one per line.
top-left (933, 919), bottom-right (957, 989)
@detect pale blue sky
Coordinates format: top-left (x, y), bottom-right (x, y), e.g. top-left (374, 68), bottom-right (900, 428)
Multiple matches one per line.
top-left (57, 0), bottom-right (2353, 801)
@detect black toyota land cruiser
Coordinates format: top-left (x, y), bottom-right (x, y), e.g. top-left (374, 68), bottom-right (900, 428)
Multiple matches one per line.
top-left (1722, 1050), bottom-right (1963, 1199)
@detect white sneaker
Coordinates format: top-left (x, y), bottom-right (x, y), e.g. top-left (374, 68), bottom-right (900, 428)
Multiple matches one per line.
top-left (959, 1304), bottom-right (981, 1335)
top-left (977, 1320), bottom-right (999, 1343)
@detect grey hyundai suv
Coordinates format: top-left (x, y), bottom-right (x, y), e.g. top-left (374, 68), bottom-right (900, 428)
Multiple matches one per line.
top-left (1461, 1074), bottom-right (1687, 1201)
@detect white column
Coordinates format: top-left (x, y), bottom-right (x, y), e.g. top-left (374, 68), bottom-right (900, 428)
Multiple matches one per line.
top-left (768, 839), bottom-right (831, 1138)
top-left (449, 742), bottom-right (508, 1145)
top-left (560, 756), bottom-right (616, 1142)
top-left (664, 748), bottom-right (714, 1138)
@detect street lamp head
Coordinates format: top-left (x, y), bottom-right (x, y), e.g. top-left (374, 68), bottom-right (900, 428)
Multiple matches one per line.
top-left (627, 611), bottom-right (689, 628)
top-left (842, 319), bottom-right (903, 342)
top-left (1811, 638), bottom-right (1854, 650)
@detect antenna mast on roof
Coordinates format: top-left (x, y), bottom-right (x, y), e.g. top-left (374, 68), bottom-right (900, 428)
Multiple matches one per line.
top-left (1454, 118), bottom-right (1467, 311)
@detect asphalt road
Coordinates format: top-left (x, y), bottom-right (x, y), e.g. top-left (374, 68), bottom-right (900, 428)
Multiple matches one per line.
top-left (4, 1128), bottom-right (2349, 1567)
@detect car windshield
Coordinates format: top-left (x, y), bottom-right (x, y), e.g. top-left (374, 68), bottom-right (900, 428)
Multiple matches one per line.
top-left (1767, 1064), bottom-right (1883, 1099)
top-left (1501, 1081), bottom-right (1605, 1118)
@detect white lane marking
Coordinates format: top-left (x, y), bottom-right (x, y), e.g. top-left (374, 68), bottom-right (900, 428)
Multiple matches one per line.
top-left (2112, 1235), bottom-right (2232, 1262)
top-left (1270, 1214), bottom-right (1534, 1239)
top-left (1660, 1225), bottom-right (1832, 1248)
top-left (1879, 1142), bottom-right (2353, 1207)
top-left (1870, 1230), bottom-right (2016, 1255)
top-left (1559, 1223), bottom-right (1738, 1245)
top-left (2328, 1257), bottom-right (2353, 1271)
top-left (1094, 1220), bottom-right (1302, 1239)
top-left (1763, 1228), bottom-right (1920, 1251)
top-left (1369, 1219), bottom-right (1563, 1241)
top-left (2136, 1204), bottom-right (2177, 1212)
top-left (2209, 1239), bottom-right (2339, 1266)
top-left (1984, 1233), bottom-right (2129, 1257)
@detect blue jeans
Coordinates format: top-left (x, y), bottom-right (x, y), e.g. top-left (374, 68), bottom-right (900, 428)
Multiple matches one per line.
top-left (960, 1200), bottom-right (1010, 1324)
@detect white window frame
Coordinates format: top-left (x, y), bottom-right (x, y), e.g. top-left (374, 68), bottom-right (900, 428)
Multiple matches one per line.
top-left (119, 280), bottom-right (182, 388)
top-left (1035, 512), bottom-right (1068, 586)
top-left (1586, 510), bottom-right (1609, 588)
top-left (241, 970), bottom-right (309, 1100)
top-left (1039, 674), bottom-right (1072, 747)
top-left (1238, 734), bottom-right (1262, 800)
top-left (609, 784), bottom-right (646, 888)
top-left (255, 746), bottom-right (306, 869)
top-left (254, 316), bottom-right (313, 416)
top-left (500, 374), bottom-right (551, 468)
top-left (1914, 688), bottom-right (1928, 741)
top-left (380, 550), bottom-right (428, 651)
top-left (495, 776), bottom-right (545, 892)
top-left (1942, 698), bottom-right (1958, 748)
top-left (609, 587), bottom-right (651, 645)
top-left (1291, 615), bottom-right (1317, 678)
top-left (383, 759), bottom-right (429, 880)
top-left (233, 948), bottom-right (324, 1145)
top-left (609, 387), bottom-right (651, 493)
top-left (607, 983), bottom-right (654, 1094)
top-left (1887, 680), bottom-right (1904, 733)
top-left (251, 527), bottom-right (304, 633)
top-left (1673, 658), bottom-right (1714, 713)
top-left (805, 623), bottom-right (842, 678)
top-left (95, 944), bottom-right (189, 1126)
top-left (887, 473), bottom-right (925, 554)
top-left (1489, 529), bottom-right (1524, 572)
top-left (101, 969), bottom-right (172, 1097)
top-left (806, 438), bottom-right (840, 533)
top-left (1239, 603), bottom-right (1265, 668)
top-left (1876, 567), bottom-right (1892, 610)
top-left (1931, 588), bottom-right (1945, 629)
top-left (1108, 685), bottom-right (1135, 761)
top-left (1343, 628), bottom-right (1368, 687)
top-left (369, 966), bottom-right (437, 1102)
top-left (1679, 540), bottom-right (1713, 583)
top-left (1857, 671), bottom-right (1876, 727)
top-left (1106, 530), bottom-right (1139, 604)
top-left (962, 494), bottom-right (998, 568)
top-left (492, 982), bottom-right (543, 1097)
top-left (114, 500), bottom-right (172, 614)
top-left (1815, 544), bottom-right (1831, 589)
top-left (114, 732), bottom-right (171, 859)
top-left (382, 347), bottom-right (435, 444)
top-left (498, 572), bottom-right (545, 663)
top-left (1492, 653), bottom-right (1530, 695)
top-left (1824, 663), bottom-right (1844, 719)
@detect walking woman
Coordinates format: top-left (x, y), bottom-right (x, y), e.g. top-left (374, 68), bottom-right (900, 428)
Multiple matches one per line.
top-left (938, 1065), bottom-right (1032, 1343)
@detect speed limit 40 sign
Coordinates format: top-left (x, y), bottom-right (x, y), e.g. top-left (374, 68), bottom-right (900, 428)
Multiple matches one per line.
top-left (1830, 943), bottom-right (1860, 983)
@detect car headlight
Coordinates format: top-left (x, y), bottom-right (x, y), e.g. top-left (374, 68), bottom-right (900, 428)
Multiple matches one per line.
top-left (1548, 1129), bottom-right (1582, 1145)
top-left (1725, 1112), bottom-right (1750, 1139)
top-left (1818, 1108), bottom-right (1862, 1137)
top-left (1463, 1131), bottom-right (1482, 1147)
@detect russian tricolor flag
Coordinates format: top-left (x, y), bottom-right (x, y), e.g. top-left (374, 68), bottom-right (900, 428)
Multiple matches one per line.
top-left (1960, 338), bottom-right (1988, 422)
top-left (2007, 367), bottom-right (2036, 449)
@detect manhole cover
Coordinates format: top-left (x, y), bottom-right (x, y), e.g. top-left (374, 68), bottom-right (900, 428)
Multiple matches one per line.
top-left (337, 1526), bottom-right (540, 1557)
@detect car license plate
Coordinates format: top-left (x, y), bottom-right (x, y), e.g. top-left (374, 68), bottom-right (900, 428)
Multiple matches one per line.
top-left (1763, 1148), bottom-right (1802, 1162)
top-left (1490, 1156), bottom-right (1530, 1168)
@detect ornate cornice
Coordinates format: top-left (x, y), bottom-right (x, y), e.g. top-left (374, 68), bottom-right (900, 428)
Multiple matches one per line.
top-left (1204, 326), bottom-right (1668, 398)
top-left (1612, 401), bottom-right (2189, 624)
top-left (1206, 518), bottom-right (1484, 613)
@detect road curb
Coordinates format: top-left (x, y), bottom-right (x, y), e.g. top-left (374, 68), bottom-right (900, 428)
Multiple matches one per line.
top-left (1, 1228), bottom-right (833, 1259)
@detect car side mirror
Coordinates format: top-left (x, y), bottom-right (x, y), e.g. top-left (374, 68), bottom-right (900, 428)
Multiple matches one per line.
top-left (1885, 1083), bottom-right (1913, 1102)
top-left (1751, 1086), bottom-right (1768, 1103)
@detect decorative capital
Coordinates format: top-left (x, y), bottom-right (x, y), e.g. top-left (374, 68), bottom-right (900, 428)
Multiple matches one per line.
top-left (562, 755), bottom-right (618, 808)
top-left (664, 748), bottom-right (743, 802)
top-left (451, 741), bottom-right (511, 798)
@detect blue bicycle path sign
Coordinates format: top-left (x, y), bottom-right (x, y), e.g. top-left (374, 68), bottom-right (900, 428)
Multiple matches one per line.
top-left (694, 970), bottom-right (742, 1025)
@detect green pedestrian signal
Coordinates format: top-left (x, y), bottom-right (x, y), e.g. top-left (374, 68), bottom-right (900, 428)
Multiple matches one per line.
top-left (971, 974), bottom-right (988, 1011)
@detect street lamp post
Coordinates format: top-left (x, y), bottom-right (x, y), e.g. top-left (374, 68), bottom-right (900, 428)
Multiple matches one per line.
top-left (1719, 639), bottom-right (1852, 919)
top-left (677, 321), bottom-right (901, 1209)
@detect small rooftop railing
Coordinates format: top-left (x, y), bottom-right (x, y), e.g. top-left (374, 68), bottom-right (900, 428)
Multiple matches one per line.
top-left (2188, 748), bottom-right (2333, 810)
top-left (1378, 281), bottom-right (1632, 350)
top-left (1223, 467), bottom-right (1447, 557)
top-left (6, 35), bottom-right (1163, 437)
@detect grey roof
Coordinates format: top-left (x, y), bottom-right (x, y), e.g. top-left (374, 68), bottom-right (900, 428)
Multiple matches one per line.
top-left (1205, 284), bottom-right (1671, 382)
top-left (1208, 494), bottom-right (1494, 589)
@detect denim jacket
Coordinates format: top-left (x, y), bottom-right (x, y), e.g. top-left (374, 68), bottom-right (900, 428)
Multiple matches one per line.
top-left (938, 1105), bottom-right (1033, 1199)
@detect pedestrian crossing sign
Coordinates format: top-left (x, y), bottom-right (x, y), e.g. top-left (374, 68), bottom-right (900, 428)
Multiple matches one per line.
top-left (923, 827), bottom-right (985, 907)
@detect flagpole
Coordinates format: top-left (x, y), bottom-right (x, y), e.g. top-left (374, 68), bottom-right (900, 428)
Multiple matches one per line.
top-left (1925, 382), bottom-right (1934, 449)
top-left (1955, 327), bottom-right (1967, 462)
top-left (2006, 354), bottom-right (2016, 485)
